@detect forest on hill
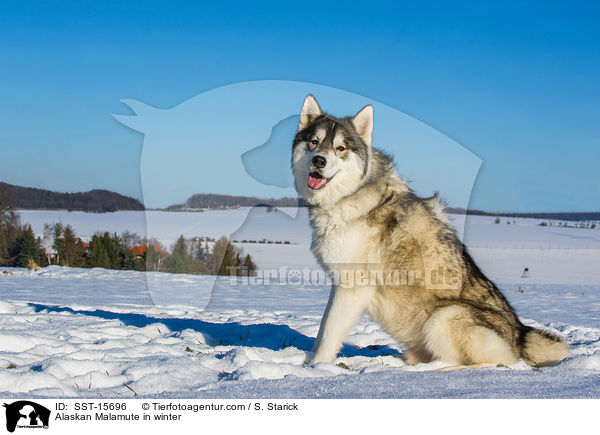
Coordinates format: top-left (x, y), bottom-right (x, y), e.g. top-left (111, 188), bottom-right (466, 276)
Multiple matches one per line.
top-left (0, 182), bottom-right (144, 212)
top-left (168, 193), bottom-right (305, 210)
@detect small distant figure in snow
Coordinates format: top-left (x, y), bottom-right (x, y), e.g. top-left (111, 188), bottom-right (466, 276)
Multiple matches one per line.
top-left (521, 267), bottom-right (529, 278)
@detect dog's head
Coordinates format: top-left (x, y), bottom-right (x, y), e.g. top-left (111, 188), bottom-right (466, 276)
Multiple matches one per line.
top-left (292, 95), bottom-right (374, 206)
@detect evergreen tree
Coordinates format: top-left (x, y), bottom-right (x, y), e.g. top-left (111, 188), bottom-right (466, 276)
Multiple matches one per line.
top-left (172, 235), bottom-right (187, 258)
top-left (0, 192), bottom-right (21, 266)
top-left (103, 232), bottom-right (123, 269)
top-left (243, 254), bottom-right (257, 276)
top-left (62, 225), bottom-right (84, 267)
top-left (90, 234), bottom-right (111, 268)
top-left (88, 232), bottom-right (127, 269)
top-left (16, 225), bottom-right (40, 268)
top-left (192, 237), bottom-right (206, 262)
top-left (167, 235), bottom-right (189, 273)
top-left (121, 247), bottom-right (138, 270)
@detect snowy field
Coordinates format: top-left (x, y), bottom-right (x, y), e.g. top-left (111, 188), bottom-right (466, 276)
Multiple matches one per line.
top-left (1, 208), bottom-right (599, 398)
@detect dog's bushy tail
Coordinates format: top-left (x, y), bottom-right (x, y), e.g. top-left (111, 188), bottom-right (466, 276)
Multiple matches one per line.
top-left (520, 326), bottom-right (570, 367)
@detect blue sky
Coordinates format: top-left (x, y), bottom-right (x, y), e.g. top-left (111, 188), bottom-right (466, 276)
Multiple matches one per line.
top-left (0, 1), bottom-right (598, 212)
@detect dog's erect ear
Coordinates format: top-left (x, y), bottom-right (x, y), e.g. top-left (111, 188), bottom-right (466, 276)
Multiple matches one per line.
top-left (352, 105), bottom-right (374, 146)
top-left (298, 94), bottom-right (322, 130)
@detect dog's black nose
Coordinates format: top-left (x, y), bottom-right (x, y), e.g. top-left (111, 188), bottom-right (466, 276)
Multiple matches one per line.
top-left (312, 155), bottom-right (327, 169)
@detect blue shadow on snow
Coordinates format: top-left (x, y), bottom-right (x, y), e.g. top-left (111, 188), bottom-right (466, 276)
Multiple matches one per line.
top-left (29, 303), bottom-right (400, 358)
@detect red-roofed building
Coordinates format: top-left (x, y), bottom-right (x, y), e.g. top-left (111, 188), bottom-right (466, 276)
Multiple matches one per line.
top-left (131, 245), bottom-right (169, 257)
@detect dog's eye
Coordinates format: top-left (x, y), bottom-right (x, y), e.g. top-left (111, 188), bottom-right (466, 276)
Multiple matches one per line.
top-left (310, 139), bottom-right (319, 146)
top-left (336, 145), bottom-right (346, 152)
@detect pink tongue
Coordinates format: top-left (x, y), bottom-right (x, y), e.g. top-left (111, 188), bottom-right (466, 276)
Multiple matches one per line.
top-left (308, 175), bottom-right (326, 189)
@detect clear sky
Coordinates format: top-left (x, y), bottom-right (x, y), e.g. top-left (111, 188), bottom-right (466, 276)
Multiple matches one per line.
top-left (0, 1), bottom-right (598, 212)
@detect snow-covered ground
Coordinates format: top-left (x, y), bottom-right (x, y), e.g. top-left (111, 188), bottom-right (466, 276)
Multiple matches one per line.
top-left (17, 208), bottom-right (600, 283)
top-left (1, 209), bottom-right (599, 398)
top-left (17, 208), bottom-right (600, 249)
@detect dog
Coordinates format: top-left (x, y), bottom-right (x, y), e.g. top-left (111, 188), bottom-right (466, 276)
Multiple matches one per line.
top-left (292, 94), bottom-right (570, 368)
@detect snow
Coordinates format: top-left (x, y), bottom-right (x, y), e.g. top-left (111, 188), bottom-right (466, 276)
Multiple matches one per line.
top-left (1, 209), bottom-right (599, 398)
top-left (17, 208), bottom-right (600, 285)
top-left (17, 208), bottom-right (600, 249)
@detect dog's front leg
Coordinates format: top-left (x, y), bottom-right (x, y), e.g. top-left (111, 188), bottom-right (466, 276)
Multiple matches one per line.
top-left (310, 285), bottom-right (375, 365)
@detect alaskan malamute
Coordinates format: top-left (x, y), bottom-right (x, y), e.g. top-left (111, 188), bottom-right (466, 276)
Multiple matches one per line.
top-left (292, 94), bottom-right (569, 368)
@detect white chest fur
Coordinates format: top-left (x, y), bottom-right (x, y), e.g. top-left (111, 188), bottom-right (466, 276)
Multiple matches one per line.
top-left (310, 207), bottom-right (380, 270)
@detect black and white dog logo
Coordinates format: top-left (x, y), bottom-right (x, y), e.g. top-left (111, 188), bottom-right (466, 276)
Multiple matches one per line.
top-left (3, 401), bottom-right (50, 433)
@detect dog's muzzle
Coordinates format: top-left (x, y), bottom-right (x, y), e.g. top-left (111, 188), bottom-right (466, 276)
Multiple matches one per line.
top-left (308, 171), bottom-right (334, 190)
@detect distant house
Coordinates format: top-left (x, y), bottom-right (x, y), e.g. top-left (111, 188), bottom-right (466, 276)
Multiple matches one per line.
top-left (131, 245), bottom-right (169, 257)
top-left (132, 245), bottom-right (169, 272)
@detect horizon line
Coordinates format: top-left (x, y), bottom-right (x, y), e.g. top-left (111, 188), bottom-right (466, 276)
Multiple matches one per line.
top-left (2, 180), bottom-right (599, 216)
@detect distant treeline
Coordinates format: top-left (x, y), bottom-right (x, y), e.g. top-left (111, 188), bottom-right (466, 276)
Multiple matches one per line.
top-left (446, 207), bottom-right (600, 222)
top-left (3, 181), bottom-right (597, 221)
top-left (0, 182), bottom-right (144, 212)
top-left (0, 193), bottom-right (256, 275)
top-left (170, 193), bottom-right (598, 221)
top-left (168, 193), bottom-right (306, 210)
